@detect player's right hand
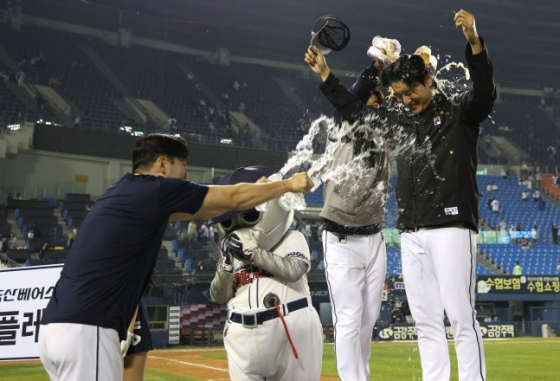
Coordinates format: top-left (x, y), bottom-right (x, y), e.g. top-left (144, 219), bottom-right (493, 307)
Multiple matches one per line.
top-left (304, 46), bottom-right (331, 81)
top-left (285, 172), bottom-right (314, 194)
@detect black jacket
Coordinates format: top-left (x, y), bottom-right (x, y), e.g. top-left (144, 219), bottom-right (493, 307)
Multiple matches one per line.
top-left (320, 40), bottom-right (496, 232)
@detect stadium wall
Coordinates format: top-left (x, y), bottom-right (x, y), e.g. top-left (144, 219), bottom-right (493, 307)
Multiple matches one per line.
top-left (32, 123), bottom-right (289, 176)
top-left (0, 149), bottom-right (125, 197)
top-left (0, 124), bottom-right (291, 198)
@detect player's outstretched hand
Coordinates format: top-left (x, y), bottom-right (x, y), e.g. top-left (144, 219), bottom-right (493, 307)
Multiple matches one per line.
top-left (285, 172), bottom-right (314, 194)
top-left (454, 9), bottom-right (481, 53)
top-left (305, 46), bottom-right (331, 82)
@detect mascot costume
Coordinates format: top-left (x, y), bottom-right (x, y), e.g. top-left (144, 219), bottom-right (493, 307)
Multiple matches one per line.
top-left (209, 165), bottom-right (323, 381)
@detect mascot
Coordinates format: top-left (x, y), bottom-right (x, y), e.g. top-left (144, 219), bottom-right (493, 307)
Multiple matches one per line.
top-left (210, 165), bottom-right (323, 381)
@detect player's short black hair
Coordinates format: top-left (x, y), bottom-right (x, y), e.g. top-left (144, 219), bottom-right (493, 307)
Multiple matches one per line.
top-left (381, 54), bottom-right (430, 88)
top-left (132, 133), bottom-right (189, 171)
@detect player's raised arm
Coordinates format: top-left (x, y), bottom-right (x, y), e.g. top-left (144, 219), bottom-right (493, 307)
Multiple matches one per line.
top-left (305, 46), bottom-right (331, 82)
top-left (171, 172), bottom-right (313, 221)
top-left (454, 9), bottom-right (482, 54)
top-left (453, 9), bottom-right (496, 124)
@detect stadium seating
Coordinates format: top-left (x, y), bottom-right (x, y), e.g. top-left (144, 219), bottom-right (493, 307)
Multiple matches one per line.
top-left (318, 174), bottom-right (560, 275)
top-left (59, 201), bottom-right (91, 213)
top-left (183, 57), bottom-right (303, 149)
top-left (0, 74), bottom-right (41, 125)
top-left (490, 98), bottom-right (559, 165)
top-left (480, 244), bottom-right (559, 275)
top-left (64, 209), bottom-right (88, 221)
top-left (0, 24), bottom-right (126, 129)
top-left (541, 174), bottom-right (560, 200)
top-left (43, 250), bottom-right (69, 260)
top-left (15, 209), bottom-right (54, 219)
top-left (385, 174), bottom-right (560, 274)
top-left (6, 200), bottom-right (51, 210)
top-left (22, 224), bottom-right (63, 239)
top-left (304, 183), bottom-right (324, 206)
top-left (65, 194), bottom-right (91, 203)
top-left (0, 206), bottom-right (10, 236)
top-left (477, 176), bottom-right (555, 244)
top-left (7, 249), bottom-right (31, 264)
top-left (1, 21), bottom-right (558, 161)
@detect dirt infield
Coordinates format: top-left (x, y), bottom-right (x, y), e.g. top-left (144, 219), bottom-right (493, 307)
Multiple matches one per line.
top-left (148, 348), bottom-right (339, 381)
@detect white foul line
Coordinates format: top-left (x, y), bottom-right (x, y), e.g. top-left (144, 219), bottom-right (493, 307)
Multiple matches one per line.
top-left (149, 355), bottom-right (229, 373)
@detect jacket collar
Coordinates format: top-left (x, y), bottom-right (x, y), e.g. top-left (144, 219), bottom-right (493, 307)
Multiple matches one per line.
top-left (417, 92), bottom-right (447, 118)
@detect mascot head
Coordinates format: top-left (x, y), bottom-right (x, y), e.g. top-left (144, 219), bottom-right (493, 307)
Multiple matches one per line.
top-left (209, 166), bottom-right (294, 250)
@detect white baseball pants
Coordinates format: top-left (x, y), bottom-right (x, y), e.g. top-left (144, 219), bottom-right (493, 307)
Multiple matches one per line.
top-left (224, 306), bottom-right (323, 381)
top-left (401, 226), bottom-right (486, 381)
top-left (323, 231), bottom-right (387, 381)
top-left (38, 323), bottom-right (123, 381)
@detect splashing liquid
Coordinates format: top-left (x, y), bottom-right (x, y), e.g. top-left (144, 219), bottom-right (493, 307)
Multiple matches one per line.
top-left (274, 59), bottom-right (472, 219)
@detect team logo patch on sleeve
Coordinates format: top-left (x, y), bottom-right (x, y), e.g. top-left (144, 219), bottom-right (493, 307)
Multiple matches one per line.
top-left (444, 207), bottom-right (458, 215)
top-left (286, 252), bottom-right (309, 262)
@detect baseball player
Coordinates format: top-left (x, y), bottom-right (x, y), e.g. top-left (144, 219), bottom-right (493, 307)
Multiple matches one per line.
top-left (122, 300), bottom-right (153, 381)
top-left (305, 9), bottom-right (495, 381)
top-left (38, 134), bottom-right (314, 381)
top-left (210, 166), bottom-right (323, 381)
top-left (319, 52), bottom-right (393, 380)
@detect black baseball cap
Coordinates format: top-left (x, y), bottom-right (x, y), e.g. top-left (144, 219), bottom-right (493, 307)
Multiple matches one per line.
top-left (208, 165), bottom-right (275, 224)
top-left (310, 15), bottom-right (351, 55)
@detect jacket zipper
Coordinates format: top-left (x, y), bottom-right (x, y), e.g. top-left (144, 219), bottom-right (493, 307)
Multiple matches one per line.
top-left (411, 115), bottom-right (420, 228)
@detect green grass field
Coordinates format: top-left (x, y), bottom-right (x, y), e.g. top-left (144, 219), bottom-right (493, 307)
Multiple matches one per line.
top-left (2, 338), bottom-right (559, 380)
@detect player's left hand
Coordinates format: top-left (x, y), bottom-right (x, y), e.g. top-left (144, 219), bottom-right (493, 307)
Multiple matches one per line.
top-left (454, 9), bottom-right (479, 45)
top-left (222, 231), bottom-right (258, 261)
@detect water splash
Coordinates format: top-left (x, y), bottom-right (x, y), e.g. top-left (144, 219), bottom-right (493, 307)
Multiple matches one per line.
top-left (435, 60), bottom-right (471, 97)
top-left (274, 112), bottom-right (426, 219)
top-left (276, 59), bottom-right (472, 215)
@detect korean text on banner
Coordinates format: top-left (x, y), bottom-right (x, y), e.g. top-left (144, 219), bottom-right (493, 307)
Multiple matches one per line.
top-left (0, 265), bottom-right (63, 361)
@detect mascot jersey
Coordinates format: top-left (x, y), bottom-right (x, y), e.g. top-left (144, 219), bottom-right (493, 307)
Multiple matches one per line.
top-left (228, 230), bottom-right (311, 311)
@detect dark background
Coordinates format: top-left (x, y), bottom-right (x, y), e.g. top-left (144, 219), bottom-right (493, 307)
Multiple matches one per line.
top-left (33, 123), bottom-right (289, 170)
top-left (20, 0), bottom-right (560, 89)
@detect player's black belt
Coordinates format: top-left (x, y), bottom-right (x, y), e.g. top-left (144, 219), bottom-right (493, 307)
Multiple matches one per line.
top-left (399, 222), bottom-right (475, 234)
top-left (229, 297), bottom-right (308, 328)
top-left (322, 218), bottom-right (382, 235)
